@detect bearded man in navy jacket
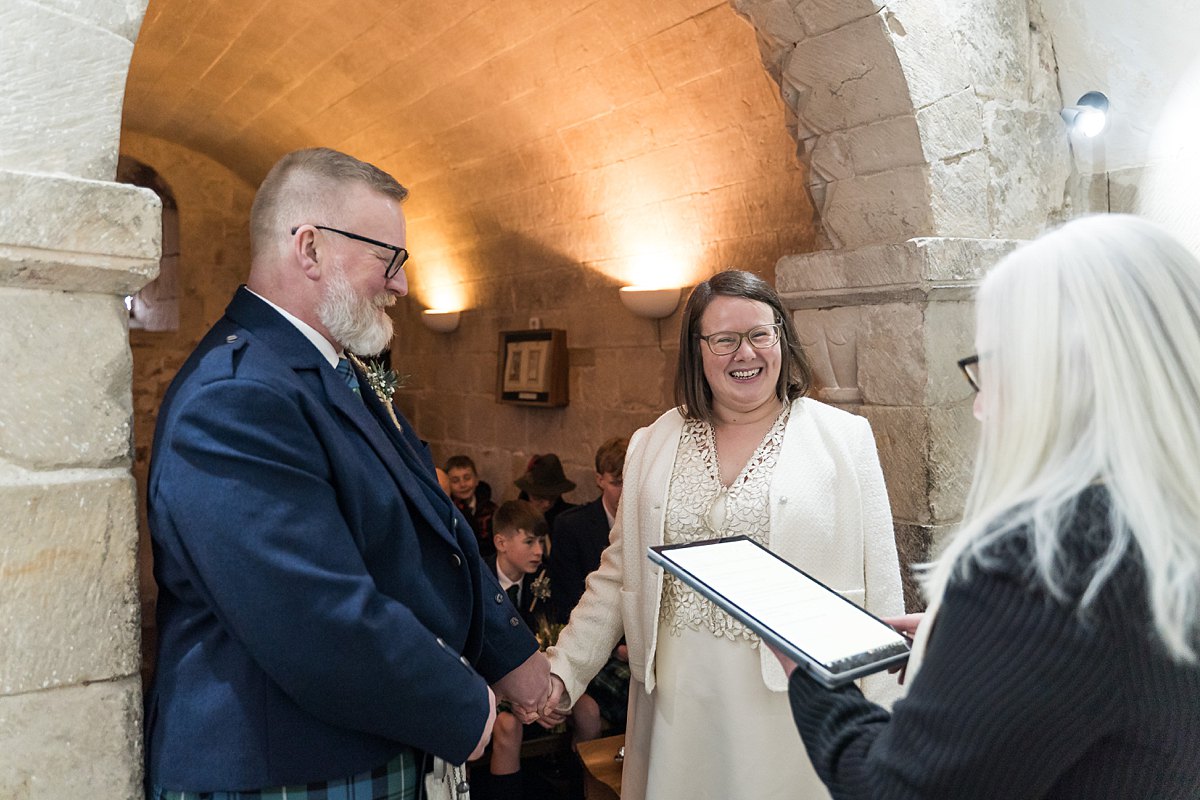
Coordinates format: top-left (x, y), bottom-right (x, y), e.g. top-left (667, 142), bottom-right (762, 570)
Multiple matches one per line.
top-left (145, 148), bottom-right (550, 798)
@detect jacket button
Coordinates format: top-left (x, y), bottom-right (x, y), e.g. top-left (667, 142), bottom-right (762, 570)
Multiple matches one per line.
top-left (495, 592), bottom-right (505, 604)
top-left (509, 617), bottom-right (520, 627)
top-left (460, 656), bottom-right (471, 667)
top-left (225, 334), bottom-right (238, 343)
top-left (451, 553), bottom-right (462, 567)
top-left (436, 637), bottom-right (446, 648)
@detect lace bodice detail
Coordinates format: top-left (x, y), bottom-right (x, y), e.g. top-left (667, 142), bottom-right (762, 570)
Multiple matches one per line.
top-left (659, 405), bottom-right (790, 642)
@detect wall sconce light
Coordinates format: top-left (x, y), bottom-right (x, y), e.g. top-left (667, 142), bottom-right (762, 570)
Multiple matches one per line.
top-left (1061, 91), bottom-right (1109, 138)
top-left (619, 286), bottom-right (680, 319)
top-left (421, 309), bottom-right (461, 333)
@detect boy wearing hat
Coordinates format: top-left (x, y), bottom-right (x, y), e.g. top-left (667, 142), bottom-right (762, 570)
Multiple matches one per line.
top-left (514, 453), bottom-right (577, 532)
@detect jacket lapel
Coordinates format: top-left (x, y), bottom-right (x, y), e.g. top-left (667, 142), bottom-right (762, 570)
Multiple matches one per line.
top-left (224, 287), bottom-right (456, 545)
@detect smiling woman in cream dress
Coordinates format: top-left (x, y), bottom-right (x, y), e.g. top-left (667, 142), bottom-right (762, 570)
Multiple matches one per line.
top-left (545, 270), bottom-right (905, 800)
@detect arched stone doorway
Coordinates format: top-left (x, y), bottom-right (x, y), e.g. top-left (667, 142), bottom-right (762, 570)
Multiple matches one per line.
top-left (0, 0), bottom-right (1091, 795)
top-left (733, 0), bottom-right (1073, 603)
top-left (0, 1), bottom-right (159, 796)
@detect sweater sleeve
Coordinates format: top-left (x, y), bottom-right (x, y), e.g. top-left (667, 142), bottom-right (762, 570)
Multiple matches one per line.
top-left (787, 568), bottom-right (1123, 800)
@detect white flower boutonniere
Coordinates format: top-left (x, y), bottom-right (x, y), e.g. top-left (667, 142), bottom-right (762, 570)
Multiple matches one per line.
top-left (363, 359), bottom-right (402, 403)
top-left (348, 355), bottom-right (409, 430)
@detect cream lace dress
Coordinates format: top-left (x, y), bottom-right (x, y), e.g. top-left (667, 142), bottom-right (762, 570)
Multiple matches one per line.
top-left (621, 406), bottom-right (832, 800)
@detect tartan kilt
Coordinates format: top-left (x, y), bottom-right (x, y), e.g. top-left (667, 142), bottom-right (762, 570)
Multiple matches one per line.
top-left (586, 653), bottom-right (631, 731)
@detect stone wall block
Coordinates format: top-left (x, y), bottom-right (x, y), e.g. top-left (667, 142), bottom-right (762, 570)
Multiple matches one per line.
top-left (783, 13), bottom-right (913, 134)
top-left (1026, 3), bottom-right (1060, 109)
top-left (884, 0), bottom-right (970, 108)
top-left (777, 238), bottom-right (1017, 305)
top-left (1107, 166), bottom-right (1145, 215)
top-left (32, 0), bottom-right (149, 40)
top-left (913, 236), bottom-right (1019, 283)
top-left (0, 2), bottom-right (136, 180)
top-left (729, 0), bottom-right (805, 48)
top-left (822, 165), bottom-right (933, 250)
top-left (928, 403), bottom-right (977, 523)
top-left (778, 242), bottom-right (923, 297)
top-left (792, 306), bottom-right (864, 404)
top-left (809, 115), bottom-right (925, 183)
top-left (946, 0), bottom-right (1030, 100)
top-left (928, 150), bottom-right (991, 239)
top-left (915, 88), bottom-right (984, 163)
top-left (857, 404), bottom-right (930, 525)
top-left (789, 0), bottom-right (885, 38)
top-left (0, 289), bottom-right (134, 470)
top-left (0, 170), bottom-right (161, 294)
top-left (984, 103), bottom-right (1071, 238)
top-left (0, 676), bottom-right (142, 799)
top-left (0, 474), bottom-right (140, 695)
top-left (923, 300), bottom-right (978, 405)
top-left (858, 302), bottom-right (927, 406)
top-left (893, 522), bottom-right (956, 611)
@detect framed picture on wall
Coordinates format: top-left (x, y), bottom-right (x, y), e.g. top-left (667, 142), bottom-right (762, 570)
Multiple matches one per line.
top-left (497, 329), bottom-right (568, 407)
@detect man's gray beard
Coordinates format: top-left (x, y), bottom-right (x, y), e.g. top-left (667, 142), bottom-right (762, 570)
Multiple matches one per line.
top-left (317, 265), bottom-right (395, 356)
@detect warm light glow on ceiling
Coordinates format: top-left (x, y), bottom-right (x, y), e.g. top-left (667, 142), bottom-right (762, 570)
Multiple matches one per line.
top-left (585, 199), bottom-right (708, 290)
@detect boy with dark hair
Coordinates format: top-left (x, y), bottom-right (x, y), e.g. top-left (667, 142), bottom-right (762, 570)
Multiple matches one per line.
top-left (484, 501), bottom-right (551, 799)
top-left (444, 454), bottom-right (497, 556)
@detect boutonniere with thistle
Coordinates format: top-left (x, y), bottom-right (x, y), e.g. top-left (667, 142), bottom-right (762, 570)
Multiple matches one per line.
top-left (347, 355), bottom-right (408, 428)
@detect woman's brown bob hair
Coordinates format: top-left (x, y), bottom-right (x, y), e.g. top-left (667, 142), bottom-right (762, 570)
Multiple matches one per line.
top-left (674, 269), bottom-right (812, 422)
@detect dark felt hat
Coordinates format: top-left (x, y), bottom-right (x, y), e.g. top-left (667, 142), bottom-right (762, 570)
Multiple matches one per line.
top-left (514, 453), bottom-right (576, 497)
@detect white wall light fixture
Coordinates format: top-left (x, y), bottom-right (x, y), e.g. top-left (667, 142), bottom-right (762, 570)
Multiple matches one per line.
top-left (619, 286), bottom-right (680, 319)
top-left (1061, 91), bottom-right (1110, 138)
top-left (421, 309), bottom-right (461, 333)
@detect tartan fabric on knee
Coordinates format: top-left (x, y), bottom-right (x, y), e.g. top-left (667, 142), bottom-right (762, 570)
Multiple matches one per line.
top-left (150, 748), bottom-right (417, 800)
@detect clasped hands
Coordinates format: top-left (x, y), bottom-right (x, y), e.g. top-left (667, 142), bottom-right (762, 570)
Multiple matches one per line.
top-left (491, 650), bottom-right (570, 727)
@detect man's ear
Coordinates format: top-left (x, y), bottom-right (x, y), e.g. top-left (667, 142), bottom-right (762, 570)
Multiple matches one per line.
top-left (293, 226), bottom-right (322, 281)
top-left (594, 471), bottom-right (604, 490)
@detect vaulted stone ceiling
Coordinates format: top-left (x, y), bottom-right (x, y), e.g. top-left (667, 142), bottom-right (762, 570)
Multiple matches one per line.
top-left (122, 0), bottom-right (814, 309)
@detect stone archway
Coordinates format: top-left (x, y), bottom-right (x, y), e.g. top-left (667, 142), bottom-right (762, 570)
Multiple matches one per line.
top-left (0, 1), bottom-right (159, 796)
top-left (732, 0), bottom-right (1074, 605)
top-left (0, 0), bottom-right (1082, 793)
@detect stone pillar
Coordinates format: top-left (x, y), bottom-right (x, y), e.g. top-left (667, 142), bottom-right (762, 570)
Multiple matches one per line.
top-left (732, 0), bottom-right (1073, 607)
top-left (0, 2), bottom-right (158, 797)
top-left (778, 238), bottom-right (1016, 607)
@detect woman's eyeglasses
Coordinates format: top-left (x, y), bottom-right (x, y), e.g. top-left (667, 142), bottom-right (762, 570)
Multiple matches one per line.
top-left (958, 354), bottom-right (980, 392)
top-left (696, 323), bottom-right (782, 356)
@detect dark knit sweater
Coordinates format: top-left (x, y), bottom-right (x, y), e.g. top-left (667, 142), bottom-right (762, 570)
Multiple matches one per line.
top-left (788, 494), bottom-right (1200, 799)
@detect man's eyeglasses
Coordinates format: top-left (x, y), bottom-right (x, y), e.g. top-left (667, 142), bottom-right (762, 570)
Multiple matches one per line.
top-left (697, 323), bottom-right (782, 356)
top-left (291, 225), bottom-right (409, 279)
top-left (958, 354), bottom-right (980, 392)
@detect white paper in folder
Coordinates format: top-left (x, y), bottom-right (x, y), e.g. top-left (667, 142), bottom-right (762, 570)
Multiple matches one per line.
top-left (649, 536), bottom-right (909, 688)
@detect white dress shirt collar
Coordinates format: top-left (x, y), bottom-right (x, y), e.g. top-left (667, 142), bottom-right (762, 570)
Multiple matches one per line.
top-left (247, 287), bottom-right (340, 368)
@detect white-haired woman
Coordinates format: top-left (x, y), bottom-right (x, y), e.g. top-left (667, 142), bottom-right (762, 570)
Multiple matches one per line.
top-left (775, 214), bottom-right (1200, 798)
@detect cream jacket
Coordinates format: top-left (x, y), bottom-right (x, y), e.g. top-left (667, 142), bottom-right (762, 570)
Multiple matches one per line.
top-left (547, 397), bottom-right (905, 705)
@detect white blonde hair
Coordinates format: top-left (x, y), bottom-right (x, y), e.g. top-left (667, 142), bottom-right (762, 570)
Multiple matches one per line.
top-left (924, 214), bottom-right (1200, 662)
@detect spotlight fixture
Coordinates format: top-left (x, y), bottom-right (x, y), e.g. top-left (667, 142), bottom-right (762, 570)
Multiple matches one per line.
top-left (619, 286), bottom-right (680, 319)
top-left (421, 309), bottom-right (461, 333)
top-left (1060, 91), bottom-right (1109, 138)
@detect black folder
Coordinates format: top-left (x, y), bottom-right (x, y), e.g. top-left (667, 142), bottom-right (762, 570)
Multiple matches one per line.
top-left (649, 536), bottom-right (909, 688)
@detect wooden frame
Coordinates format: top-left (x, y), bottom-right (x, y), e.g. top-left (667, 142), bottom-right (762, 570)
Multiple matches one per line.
top-left (496, 329), bottom-right (568, 407)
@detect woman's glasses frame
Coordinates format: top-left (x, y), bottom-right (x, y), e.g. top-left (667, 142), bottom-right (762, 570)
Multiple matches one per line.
top-left (696, 323), bottom-right (783, 356)
top-left (958, 354), bottom-right (980, 392)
